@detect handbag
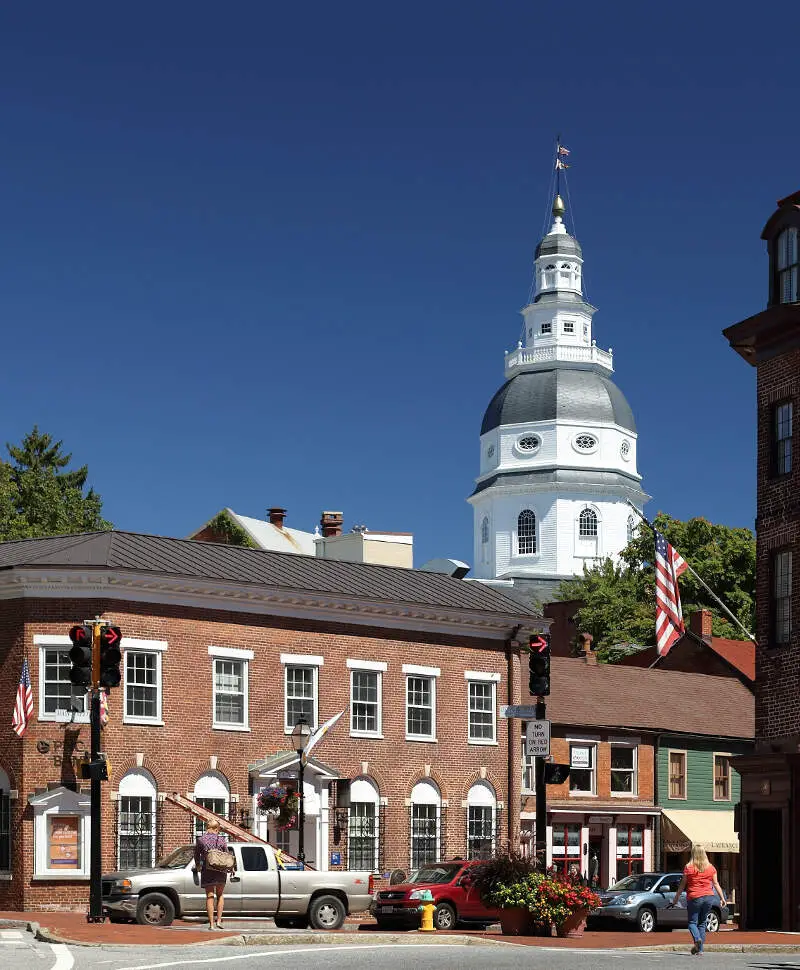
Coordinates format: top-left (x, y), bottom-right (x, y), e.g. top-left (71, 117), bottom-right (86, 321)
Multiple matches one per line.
top-left (205, 845), bottom-right (236, 872)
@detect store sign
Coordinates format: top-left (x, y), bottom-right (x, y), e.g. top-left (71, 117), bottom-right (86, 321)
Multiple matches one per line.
top-left (588, 815), bottom-right (614, 824)
top-left (571, 746), bottom-right (591, 768)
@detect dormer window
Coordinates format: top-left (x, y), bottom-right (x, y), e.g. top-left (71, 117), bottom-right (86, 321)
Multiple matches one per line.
top-left (777, 227), bottom-right (799, 303)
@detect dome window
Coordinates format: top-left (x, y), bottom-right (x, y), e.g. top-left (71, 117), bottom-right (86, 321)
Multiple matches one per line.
top-left (620, 440), bottom-right (631, 460)
top-left (578, 508), bottom-right (598, 538)
top-left (573, 433), bottom-right (598, 453)
top-left (517, 435), bottom-right (540, 452)
top-left (517, 510), bottom-right (536, 555)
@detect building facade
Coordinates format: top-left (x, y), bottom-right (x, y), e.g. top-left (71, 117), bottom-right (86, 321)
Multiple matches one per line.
top-left (724, 189), bottom-right (800, 929)
top-left (0, 531), bottom-right (539, 910)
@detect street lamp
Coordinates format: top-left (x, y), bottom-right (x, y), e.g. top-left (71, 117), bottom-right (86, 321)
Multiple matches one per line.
top-left (291, 715), bottom-right (312, 865)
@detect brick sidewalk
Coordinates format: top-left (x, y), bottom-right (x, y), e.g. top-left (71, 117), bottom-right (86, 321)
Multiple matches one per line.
top-left (2, 911), bottom-right (800, 950)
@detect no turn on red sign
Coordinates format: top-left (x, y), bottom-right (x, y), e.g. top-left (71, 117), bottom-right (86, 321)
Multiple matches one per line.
top-left (525, 719), bottom-right (551, 758)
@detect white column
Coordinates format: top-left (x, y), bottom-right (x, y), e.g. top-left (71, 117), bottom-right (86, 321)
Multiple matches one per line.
top-left (580, 824), bottom-right (590, 880)
top-left (607, 825), bottom-right (617, 887)
top-left (319, 781), bottom-right (330, 872)
top-left (546, 824), bottom-right (553, 869)
top-left (644, 821), bottom-right (653, 871)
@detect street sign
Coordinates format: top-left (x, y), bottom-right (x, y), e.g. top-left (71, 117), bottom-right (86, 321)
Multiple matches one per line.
top-left (525, 719), bottom-right (551, 757)
top-left (499, 704), bottom-right (539, 719)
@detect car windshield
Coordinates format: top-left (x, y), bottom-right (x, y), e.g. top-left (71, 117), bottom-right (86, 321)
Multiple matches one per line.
top-left (157, 847), bottom-right (194, 869)
top-left (610, 874), bottom-right (657, 893)
top-left (407, 864), bottom-right (463, 885)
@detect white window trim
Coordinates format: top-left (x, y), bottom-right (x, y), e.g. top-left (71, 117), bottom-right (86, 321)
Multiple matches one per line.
top-left (568, 741), bottom-right (598, 797)
top-left (36, 637), bottom-right (89, 724)
top-left (467, 678), bottom-right (497, 745)
top-left (122, 639), bottom-right (167, 726)
top-left (32, 789), bottom-right (91, 879)
top-left (212, 656), bottom-right (250, 733)
top-left (610, 742), bottom-right (638, 798)
top-left (346, 659), bottom-right (388, 672)
top-left (280, 653), bottom-right (324, 667)
top-left (208, 645), bottom-right (254, 660)
top-left (522, 742), bottom-right (536, 795)
top-left (464, 671), bottom-right (501, 682)
top-left (405, 673), bottom-right (437, 742)
top-left (284, 664), bottom-right (319, 733)
top-left (350, 668), bottom-right (383, 738)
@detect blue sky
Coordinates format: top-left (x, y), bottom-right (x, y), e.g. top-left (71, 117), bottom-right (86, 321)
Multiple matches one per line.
top-left (0, 2), bottom-right (795, 567)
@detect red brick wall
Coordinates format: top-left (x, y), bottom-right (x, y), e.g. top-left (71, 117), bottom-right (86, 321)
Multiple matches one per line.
top-left (0, 595), bottom-right (518, 910)
top-left (754, 350), bottom-right (800, 740)
top-left (544, 731), bottom-right (655, 806)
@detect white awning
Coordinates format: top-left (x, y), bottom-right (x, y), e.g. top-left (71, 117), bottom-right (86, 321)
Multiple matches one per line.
top-left (661, 809), bottom-right (739, 854)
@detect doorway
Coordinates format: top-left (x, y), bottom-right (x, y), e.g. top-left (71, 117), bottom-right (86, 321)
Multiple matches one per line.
top-left (588, 839), bottom-right (602, 890)
top-left (750, 808), bottom-right (783, 928)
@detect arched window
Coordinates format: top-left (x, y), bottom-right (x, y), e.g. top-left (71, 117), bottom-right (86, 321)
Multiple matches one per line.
top-left (777, 227), bottom-right (799, 303)
top-left (579, 508), bottom-right (598, 538)
top-left (627, 515), bottom-right (636, 543)
top-left (517, 510), bottom-right (536, 555)
top-left (410, 780), bottom-right (441, 867)
top-left (348, 777), bottom-right (379, 871)
top-left (481, 517), bottom-right (489, 544)
top-left (466, 781), bottom-right (497, 860)
top-left (0, 769), bottom-right (10, 872)
top-left (118, 769), bottom-right (157, 869)
top-left (193, 771), bottom-right (230, 839)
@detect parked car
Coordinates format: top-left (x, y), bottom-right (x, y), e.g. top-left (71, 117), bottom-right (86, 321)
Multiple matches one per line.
top-left (587, 872), bottom-right (729, 934)
top-left (102, 842), bottom-right (374, 929)
top-left (372, 860), bottom-right (500, 930)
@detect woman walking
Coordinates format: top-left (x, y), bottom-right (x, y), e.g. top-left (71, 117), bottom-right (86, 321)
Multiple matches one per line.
top-left (194, 818), bottom-right (234, 930)
top-left (669, 844), bottom-right (727, 955)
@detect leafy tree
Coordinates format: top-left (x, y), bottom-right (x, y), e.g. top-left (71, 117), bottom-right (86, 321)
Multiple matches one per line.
top-left (204, 511), bottom-right (257, 548)
top-left (556, 513), bottom-right (756, 661)
top-left (0, 426), bottom-right (111, 540)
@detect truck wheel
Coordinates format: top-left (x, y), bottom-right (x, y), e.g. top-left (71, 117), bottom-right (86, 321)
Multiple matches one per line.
top-left (433, 902), bottom-right (457, 930)
top-left (274, 917), bottom-right (309, 929)
top-left (309, 894), bottom-right (346, 930)
top-left (136, 892), bottom-right (176, 927)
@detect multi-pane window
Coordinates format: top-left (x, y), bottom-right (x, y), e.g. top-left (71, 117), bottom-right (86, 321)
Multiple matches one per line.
top-left (579, 508), bottom-right (598, 538)
top-left (563, 320), bottom-right (575, 333)
top-left (192, 798), bottom-right (228, 840)
top-left (517, 510), bottom-right (536, 555)
top-left (406, 676), bottom-right (435, 739)
top-left (410, 804), bottom-right (439, 867)
top-left (669, 751), bottom-right (687, 799)
top-left (268, 820), bottom-right (291, 855)
top-left (467, 806), bottom-right (494, 859)
top-left (118, 796), bottom-right (155, 869)
top-left (125, 652), bottom-right (158, 720)
top-left (468, 681), bottom-right (496, 742)
top-left (348, 802), bottom-right (378, 870)
top-left (610, 745), bottom-right (637, 795)
top-left (714, 755), bottom-right (731, 801)
top-left (569, 743), bottom-right (596, 794)
top-left (551, 823), bottom-right (581, 874)
top-left (616, 825), bottom-right (644, 877)
top-left (213, 659), bottom-right (247, 727)
top-left (777, 227), bottom-right (799, 304)
top-left (522, 748), bottom-right (536, 793)
top-left (351, 670), bottom-right (380, 734)
top-left (41, 648), bottom-right (87, 717)
top-left (540, 322), bottom-right (552, 334)
top-left (773, 402), bottom-right (793, 476)
top-left (771, 550), bottom-right (792, 645)
top-left (285, 665), bottom-right (316, 729)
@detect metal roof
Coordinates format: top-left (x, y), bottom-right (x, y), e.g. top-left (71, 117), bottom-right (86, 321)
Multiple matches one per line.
top-left (0, 531), bottom-right (537, 618)
top-left (471, 466), bottom-right (648, 497)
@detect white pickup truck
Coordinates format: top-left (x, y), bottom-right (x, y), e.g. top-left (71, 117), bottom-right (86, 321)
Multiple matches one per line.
top-left (102, 842), bottom-right (374, 929)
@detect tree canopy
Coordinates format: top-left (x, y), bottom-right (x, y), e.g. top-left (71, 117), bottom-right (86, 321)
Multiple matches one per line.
top-left (0, 426), bottom-right (111, 540)
top-left (556, 513), bottom-right (756, 661)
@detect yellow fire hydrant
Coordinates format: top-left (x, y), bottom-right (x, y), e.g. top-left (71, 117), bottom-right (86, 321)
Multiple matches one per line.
top-left (418, 890), bottom-right (436, 932)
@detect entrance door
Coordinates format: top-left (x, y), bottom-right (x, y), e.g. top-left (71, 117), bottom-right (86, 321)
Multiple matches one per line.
top-left (588, 840), bottom-right (602, 890)
top-left (750, 808), bottom-right (783, 929)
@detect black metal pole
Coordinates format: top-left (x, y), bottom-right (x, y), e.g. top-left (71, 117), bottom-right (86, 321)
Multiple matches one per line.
top-left (297, 757), bottom-right (305, 866)
top-left (535, 698), bottom-right (547, 870)
top-left (88, 688), bottom-right (103, 921)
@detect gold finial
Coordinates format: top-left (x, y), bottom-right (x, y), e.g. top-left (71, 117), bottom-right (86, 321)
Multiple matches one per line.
top-left (552, 194), bottom-right (566, 219)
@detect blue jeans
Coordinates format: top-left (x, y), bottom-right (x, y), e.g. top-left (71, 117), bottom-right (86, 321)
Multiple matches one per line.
top-left (687, 895), bottom-right (715, 950)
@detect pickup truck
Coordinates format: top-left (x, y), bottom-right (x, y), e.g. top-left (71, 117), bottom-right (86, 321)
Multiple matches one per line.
top-left (102, 842), bottom-right (374, 929)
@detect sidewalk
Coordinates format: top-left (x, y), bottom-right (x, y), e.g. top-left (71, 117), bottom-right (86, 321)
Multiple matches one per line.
top-left (2, 910), bottom-right (800, 951)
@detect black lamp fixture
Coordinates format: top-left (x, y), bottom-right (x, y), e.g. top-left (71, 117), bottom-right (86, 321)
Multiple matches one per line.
top-left (291, 715), bottom-right (312, 865)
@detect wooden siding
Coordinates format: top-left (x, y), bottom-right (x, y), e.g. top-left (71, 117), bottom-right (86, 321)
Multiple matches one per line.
top-left (658, 739), bottom-right (752, 810)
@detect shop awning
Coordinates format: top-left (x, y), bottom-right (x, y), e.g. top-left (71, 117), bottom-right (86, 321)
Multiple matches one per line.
top-left (661, 809), bottom-right (739, 854)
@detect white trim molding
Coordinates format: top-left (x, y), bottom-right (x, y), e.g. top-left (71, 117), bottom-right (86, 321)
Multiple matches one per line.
top-left (122, 638), bottom-right (168, 653)
top-left (464, 670), bottom-right (501, 682)
top-left (346, 659), bottom-right (388, 672)
top-left (402, 664), bottom-right (441, 678)
top-left (280, 653), bottom-right (324, 667)
top-left (208, 645), bottom-right (254, 660)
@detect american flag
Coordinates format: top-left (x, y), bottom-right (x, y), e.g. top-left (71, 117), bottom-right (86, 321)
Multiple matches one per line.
top-left (557, 145), bottom-right (570, 156)
top-left (12, 658), bottom-right (34, 738)
top-left (655, 531), bottom-right (688, 656)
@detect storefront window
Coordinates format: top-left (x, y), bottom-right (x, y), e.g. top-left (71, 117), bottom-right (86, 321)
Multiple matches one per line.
top-left (551, 823), bottom-right (581, 874)
top-left (616, 824), bottom-right (644, 876)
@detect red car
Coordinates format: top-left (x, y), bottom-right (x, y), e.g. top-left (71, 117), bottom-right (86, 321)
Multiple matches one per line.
top-left (372, 860), bottom-right (501, 931)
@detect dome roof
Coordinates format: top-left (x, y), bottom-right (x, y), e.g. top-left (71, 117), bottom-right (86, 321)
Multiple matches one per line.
top-left (481, 368), bottom-right (636, 435)
top-left (535, 232), bottom-right (582, 259)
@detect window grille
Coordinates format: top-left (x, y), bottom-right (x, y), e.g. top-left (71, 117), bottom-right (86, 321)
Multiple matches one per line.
top-left (406, 676), bottom-right (434, 738)
top-left (192, 798), bottom-right (229, 840)
top-left (126, 652), bottom-right (158, 719)
top-left (348, 802), bottom-right (379, 870)
top-left (117, 796), bottom-right (158, 869)
top-left (285, 666), bottom-right (315, 728)
top-left (468, 681), bottom-right (495, 741)
top-left (409, 803), bottom-right (446, 868)
top-left (578, 508), bottom-right (598, 538)
top-left (771, 550), bottom-right (792, 645)
top-left (517, 510), bottom-right (536, 555)
top-left (42, 649), bottom-right (87, 716)
top-left (214, 659), bottom-right (246, 726)
top-left (351, 670), bottom-right (380, 734)
top-left (0, 794), bottom-right (10, 870)
top-left (773, 402), bottom-right (793, 476)
top-left (466, 805), bottom-right (497, 859)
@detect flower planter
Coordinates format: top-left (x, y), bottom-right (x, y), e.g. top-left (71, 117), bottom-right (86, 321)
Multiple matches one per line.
top-left (556, 908), bottom-right (589, 938)
top-left (499, 908), bottom-right (533, 936)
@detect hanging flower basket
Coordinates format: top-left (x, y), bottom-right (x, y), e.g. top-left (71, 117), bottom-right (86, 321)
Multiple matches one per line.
top-left (257, 783), bottom-right (299, 829)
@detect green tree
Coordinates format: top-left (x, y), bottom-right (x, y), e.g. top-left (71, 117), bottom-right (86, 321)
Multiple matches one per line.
top-left (556, 513), bottom-right (756, 661)
top-left (0, 426), bottom-right (111, 540)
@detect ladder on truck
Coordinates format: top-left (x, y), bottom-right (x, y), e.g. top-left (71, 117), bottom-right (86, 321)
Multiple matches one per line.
top-left (165, 792), bottom-right (309, 868)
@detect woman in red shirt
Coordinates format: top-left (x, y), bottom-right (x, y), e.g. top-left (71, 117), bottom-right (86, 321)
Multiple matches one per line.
top-left (669, 844), bottom-right (727, 955)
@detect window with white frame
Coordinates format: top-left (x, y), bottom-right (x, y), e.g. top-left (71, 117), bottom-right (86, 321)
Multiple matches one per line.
top-left (123, 639), bottom-right (166, 724)
top-left (281, 654), bottom-right (323, 731)
top-left (192, 771), bottom-right (230, 839)
top-left (466, 672), bottom-right (498, 743)
top-left (348, 777), bottom-right (380, 871)
top-left (569, 742), bottom-right (596, 794)
top-left (31, 786), bottom-right (90, 877)
top-left (579, 508), bottom-right (598, 538)
top-left (118, 769), bottom-right (157, 869)
top-left (36, 636), bottom-right (88, 721)
top-left (610, 743), bottom-right (638, 795)
top-left (777, 226), bottom-right (799, 304)
top-left (348, 660), bottom-right (385, 736)
top-left (404, 665), bottom-right (439, 740)
top-left (517, 509), bottom-right (536, 555)
top-left (466, 781), bottom-right (497, 859)
top-left (410, 780), bottom-right (441, 867)
top-left (540, 321), bottom-right (552, 334)
top-left (522, 745), bottom-right (536, 793)
top-left (0, 769), bottom-right (11, 872)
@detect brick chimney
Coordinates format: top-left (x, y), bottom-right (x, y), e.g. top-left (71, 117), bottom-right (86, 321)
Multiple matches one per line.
top-left (579, 632), bottom-right (597, 664)
top-left (320, 511), bottom-right (344, 538)
top-left (689, 609), bottom-right (713, 643)
top-left (267, 507), bottom-right (287, 529)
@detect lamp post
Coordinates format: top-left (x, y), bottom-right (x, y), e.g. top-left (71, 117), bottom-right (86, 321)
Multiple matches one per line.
top-left (291, 715), bottom-right (312, 866)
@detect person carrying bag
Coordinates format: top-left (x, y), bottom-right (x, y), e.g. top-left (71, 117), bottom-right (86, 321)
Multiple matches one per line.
top-left (194, 818), bottom-right (236, 929)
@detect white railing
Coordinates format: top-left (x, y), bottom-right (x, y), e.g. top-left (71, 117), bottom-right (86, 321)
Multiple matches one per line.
top-left (504, 343), bottom-right (614, 376)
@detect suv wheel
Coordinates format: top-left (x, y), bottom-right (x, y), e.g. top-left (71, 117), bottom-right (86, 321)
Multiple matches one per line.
top-left (637, 906), bottom-right (656, 933)
top-left (706, 908), bottom-right (721, 933)
top-left (433, 902), bottom-right (456, 930)
top-left (136, 892), bottom-right (176, 927)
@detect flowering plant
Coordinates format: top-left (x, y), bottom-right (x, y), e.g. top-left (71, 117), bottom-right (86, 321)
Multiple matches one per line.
top-left (257, 783), bottom-right (298, 829)
top-left (479, 860), bottom-right (600, 928)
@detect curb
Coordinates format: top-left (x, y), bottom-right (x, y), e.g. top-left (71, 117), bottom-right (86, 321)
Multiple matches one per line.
top-left (187, 932), bottom-right (500, 948)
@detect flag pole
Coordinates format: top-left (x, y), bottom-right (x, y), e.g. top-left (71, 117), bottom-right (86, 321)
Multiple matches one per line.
top-left (625, 500), bottom-right (758, 646)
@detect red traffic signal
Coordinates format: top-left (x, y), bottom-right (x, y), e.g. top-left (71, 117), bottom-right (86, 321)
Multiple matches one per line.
top-left (528, 633), bottom-right (551, 697)
top-left (99, 625), bottom-right (122, 689)
top-left (68, 624), bottom-right (93, 687)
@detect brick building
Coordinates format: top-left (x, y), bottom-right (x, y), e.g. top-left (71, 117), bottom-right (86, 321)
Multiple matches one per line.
top-left (724, 189), bottom-right (800, 929)
top-left (0, 531), bottom-right (541, 911)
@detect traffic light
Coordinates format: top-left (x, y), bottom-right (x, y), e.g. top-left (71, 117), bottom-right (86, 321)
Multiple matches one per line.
top-left (68, 624), bottom-right (93, 687)
top-left (528, 633), bottom-right (551, 696)
top-left (99, 625), bottom-right (122, 688)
